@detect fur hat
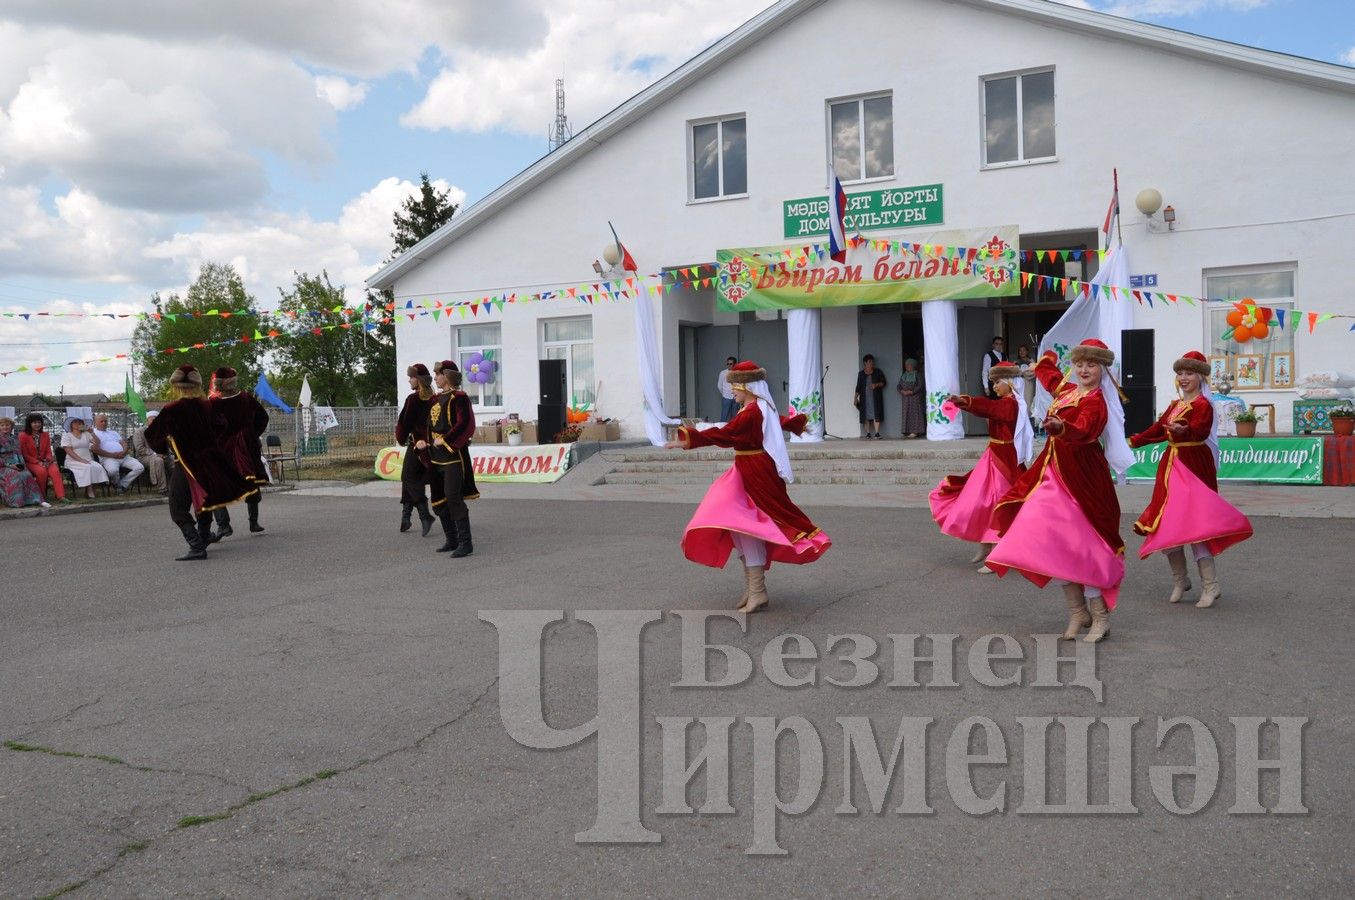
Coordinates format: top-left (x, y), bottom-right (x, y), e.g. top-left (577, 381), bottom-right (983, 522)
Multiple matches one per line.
top-left (988, 360), bottom-right (1021, 379)
top-left (213, 366), bottom-right (238, 391)
top-left (407, 363), bottom-right (431, 378)
top-left (433, 359), bottom-right (459, 375)
top-left (1069, 339), bottom-right (1114, 366)
top-left (1173, 350), bottom-right (1210, 377)
top-left (725, 360), bottom-right (766, 385)
top-left (170, 364), bottom-right (203, 386)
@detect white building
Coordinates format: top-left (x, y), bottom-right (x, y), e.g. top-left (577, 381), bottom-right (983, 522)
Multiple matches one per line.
top-left (369, 0), bottom-right (1355, 439)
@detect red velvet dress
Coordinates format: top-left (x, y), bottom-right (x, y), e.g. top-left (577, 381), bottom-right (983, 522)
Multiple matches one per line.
top-left (145, 397), bottom-right (257, 512)
top-left (678, 404), bottom-right (830, 568)
top-left (929, 394), bottom-right (1025, 542)
top-left (210, 392), bottom-right (270, 484)
top-left (985, 355), bottom-right (1125, 606)
top-left (1129, 396), bottom-right (1252, 558)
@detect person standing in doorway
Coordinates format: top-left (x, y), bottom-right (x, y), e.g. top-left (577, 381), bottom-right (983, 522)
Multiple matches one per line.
top-left (896, 358), bottom-right (926, 438)
top-left (854, 354), bottom-right (887, 439)
top-left (981, 336), bottom-right (1007, 399)
top-left (717, 356), bottom-right (738, 422)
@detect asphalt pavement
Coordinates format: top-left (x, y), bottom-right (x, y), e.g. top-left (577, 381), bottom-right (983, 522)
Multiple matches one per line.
top-left (1, 492), bottom-right (1352, 897)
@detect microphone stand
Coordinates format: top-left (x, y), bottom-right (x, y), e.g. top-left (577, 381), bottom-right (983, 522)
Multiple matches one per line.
top-left (818, 365), bottom-right (842, 440)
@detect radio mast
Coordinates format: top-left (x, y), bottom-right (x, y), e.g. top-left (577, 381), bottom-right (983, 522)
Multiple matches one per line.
top-left (548, 79), bottom-right (573, 152)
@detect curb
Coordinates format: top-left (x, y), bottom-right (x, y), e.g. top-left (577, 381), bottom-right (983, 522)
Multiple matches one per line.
top-left (0, 484), bottom-right (295, 521)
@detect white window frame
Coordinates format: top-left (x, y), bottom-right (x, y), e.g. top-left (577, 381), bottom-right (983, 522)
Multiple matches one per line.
top-left (453, 322), bottom-right (503, 411)
top-left (539, 315), bottom-right (595, 407)
top-left (1203, 263), bottom-right (1299, 393)
top-left (979, 67), bottom-right (1058, 170)
top-left (825, 91), bottom-right (895, 186)
top-left (687, 114), bottom-right (748, 204)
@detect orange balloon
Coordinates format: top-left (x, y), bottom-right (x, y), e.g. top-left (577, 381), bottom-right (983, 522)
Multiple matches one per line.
top-left (1226, 309), bottom-right (1243, 327)
top-left (1232, 325), bottom-right (1253, 342)
top-left (1251, 322), bottom-right (1270, 341)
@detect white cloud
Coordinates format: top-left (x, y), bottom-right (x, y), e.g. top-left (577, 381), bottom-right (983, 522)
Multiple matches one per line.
top-left (1341, 47), bottom-right (1355, 67)
top-left (402, 0), bottom-right (771, 135)
top-left (0, 185), bottom-right (171, 282)
top-left (315, 75), bottom-right (370, 111)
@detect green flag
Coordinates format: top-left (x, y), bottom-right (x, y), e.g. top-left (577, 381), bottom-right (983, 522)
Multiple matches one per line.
top-left (125, 373), bottom-right (147, 421)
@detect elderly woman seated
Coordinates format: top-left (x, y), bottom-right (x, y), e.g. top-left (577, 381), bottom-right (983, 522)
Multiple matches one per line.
top-left (1, 416), bottom-right (47, 508)
top-left (60, 417), bottom-right (111, 499)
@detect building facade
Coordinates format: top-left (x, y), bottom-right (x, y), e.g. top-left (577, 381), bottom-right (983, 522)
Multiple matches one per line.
top-left (370, 0), bottom-right (1355, 439)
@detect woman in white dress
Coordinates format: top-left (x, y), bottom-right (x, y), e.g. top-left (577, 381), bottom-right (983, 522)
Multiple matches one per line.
top-left (60, 417), bottom-right (110, 499)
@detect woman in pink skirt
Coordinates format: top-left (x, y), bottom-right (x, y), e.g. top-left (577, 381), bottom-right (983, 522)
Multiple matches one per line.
top-left (666, 361), bottom-right (831, 613)
top-left (930, 359), bottom-right (1033, 572)
top-left (1129, 350), bottom-right (1252, 608)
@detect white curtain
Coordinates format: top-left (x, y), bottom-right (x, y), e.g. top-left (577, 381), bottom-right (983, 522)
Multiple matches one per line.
top-left (786, 308), bottom-right (824, 442)
top-left (921, 300), bottom-right (964, 440)
top-left (632, 279), bottom-right (680, 446)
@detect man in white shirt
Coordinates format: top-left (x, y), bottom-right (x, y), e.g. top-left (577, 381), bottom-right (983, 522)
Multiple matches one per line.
top-left (91, 413), bottom-right (145, 492)
top-left (717, 356), bottom-right (738, 422)
top-left (980, 336), bottom-right (1007, 399)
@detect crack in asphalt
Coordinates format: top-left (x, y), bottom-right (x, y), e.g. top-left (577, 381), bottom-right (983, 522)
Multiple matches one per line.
top-left (13, 697), bottom-right (105, 740)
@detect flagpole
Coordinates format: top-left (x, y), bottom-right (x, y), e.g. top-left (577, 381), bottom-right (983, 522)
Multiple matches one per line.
top-left (1114, 168), bottom-right (1123, 248)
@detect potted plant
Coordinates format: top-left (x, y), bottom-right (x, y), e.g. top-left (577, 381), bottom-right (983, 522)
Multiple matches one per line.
top-left (553, 424), bottom-right (583, 444)
top-left (1232, 407), bottom-right (1261, 438)
top-left (504, 421), bottom-right (523, 446)
top-left (1330, 404), bottom-right (1355, 437)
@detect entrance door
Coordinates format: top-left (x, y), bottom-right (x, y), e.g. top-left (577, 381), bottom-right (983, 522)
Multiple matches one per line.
top-left (959, 306), bottom-right (1001, 436)
top-left (738, 318), bottom-right (790, 409)
top-left (694, 324), bottom-right (738, 421)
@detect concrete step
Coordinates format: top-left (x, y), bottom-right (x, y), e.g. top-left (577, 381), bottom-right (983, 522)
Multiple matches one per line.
top-left (600, 471), bottom-right (948, 486)
top-left (611, 446), bottom-right (985, 464)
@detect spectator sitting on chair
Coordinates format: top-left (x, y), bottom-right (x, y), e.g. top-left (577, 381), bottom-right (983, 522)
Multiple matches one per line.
top-left (91, 413), bottom-right (145, 493)
top-left (1, 416), bottom-right (47, 508)
top-left (130, 410), bottom-right (167, 491)
top-left (60, 417), bottom-right (111, 499)
top-left (19, 414), bottom-right (68, 504)
top-left (717, 356), bottom-right (739, 422)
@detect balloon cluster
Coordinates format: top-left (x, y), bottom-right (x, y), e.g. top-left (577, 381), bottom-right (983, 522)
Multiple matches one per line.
top-left (464, 351), bottom-right (497, 385)
top-left (1224, 301), bottom-right (1272, 343)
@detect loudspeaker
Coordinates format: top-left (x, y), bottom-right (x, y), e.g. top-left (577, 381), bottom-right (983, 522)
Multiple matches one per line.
top-left (1121, 328), bottom-right (1154, 388)
top-left (540, 358), bottom-right (567, 404)
top-left (538, 403), bottom-right (566, 444)
top-left (1123, 385), bottom-right (1156, 436)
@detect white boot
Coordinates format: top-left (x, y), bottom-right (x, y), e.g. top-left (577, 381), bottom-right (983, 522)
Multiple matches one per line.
top-left (1060, 583), bottom-right (1091, 640)
top-left (1196, 557), bottom-right (1221, 608)
top-left (1167, 548), bottom-right (1191, 603)
top-left (1083, 595), bottom-right (1110, 643)
top-left (738, 566), bottom-right (769, 614)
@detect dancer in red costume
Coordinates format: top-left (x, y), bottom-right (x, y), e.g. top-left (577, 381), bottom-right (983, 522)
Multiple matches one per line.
top-left (930, 359), bottom-right (1033, 573)
top-left (985, 339), bottom-right (1133, 643)
top-left (666, 360), bottom-right (831, 613)
top-left (1129, 350), bottom-right (1253, 608)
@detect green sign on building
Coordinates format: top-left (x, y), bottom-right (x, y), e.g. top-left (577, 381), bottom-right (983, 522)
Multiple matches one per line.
top-left (1126, 437), bottom-right (1323, 484)
top-left (783, 184), bottom-right (944, 239)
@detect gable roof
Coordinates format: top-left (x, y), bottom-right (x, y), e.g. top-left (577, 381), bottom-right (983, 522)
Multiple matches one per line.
top-left (367, 0), bottom-right (1355, 292)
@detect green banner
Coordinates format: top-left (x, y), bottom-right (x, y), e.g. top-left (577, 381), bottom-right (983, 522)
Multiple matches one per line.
top-left (1127, 437), bottom-right (1323, 484)
top-left (717, 225), bottom-right (1019, 312)
top-left (784, 184), bottom-right (943, 238)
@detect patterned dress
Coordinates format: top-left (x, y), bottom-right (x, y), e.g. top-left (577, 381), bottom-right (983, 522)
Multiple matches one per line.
top-left (0, 431), bottom-right (43, 507)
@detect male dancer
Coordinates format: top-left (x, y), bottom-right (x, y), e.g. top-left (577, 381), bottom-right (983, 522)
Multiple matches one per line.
top-left (416, 360), bottom-right (478, 557)
top-left (395, 363), bottom-right (437, 535)
top-left (210, 366), bottom-right (270, 538)
top-left (144, 364), bottom-right (256, 560)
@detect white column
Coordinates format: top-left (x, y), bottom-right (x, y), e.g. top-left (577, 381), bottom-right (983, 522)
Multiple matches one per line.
top-left (786, 308), bottom-right (824, 442)
top-left (922, 300), bottom-right (964, 440)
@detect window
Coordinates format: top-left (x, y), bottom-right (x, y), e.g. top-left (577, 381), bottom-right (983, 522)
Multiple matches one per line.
top-left (542, 317), bottom-right (595, 407)
top-left (455, 322), bottom-right (502, 408)
top-left (690, 116), bottom-right (747, 200)
top-left (829, 93), bottom-right (893, 182)
top-left (982, 69), bottom-right (1055, 167)
top-left (1205, 268), bottom-right (1297, 391)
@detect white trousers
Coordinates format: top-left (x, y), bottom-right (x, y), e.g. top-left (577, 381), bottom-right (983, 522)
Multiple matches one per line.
top-left (100, 456), bottom-right (145, 488)
top-left (731, 532), bottom-right (767, 567)
top-left (1054, 578), bottom-right (1102, 599)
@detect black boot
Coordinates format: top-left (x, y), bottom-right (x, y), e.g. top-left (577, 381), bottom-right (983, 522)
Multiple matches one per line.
top-left (399, 503), bottom-right (413, 533)
top-left (435, 508), bottom-right (457, 552)
top-left (248, 497), bottom-right (264, 533)
top-left (211, 509), bottom-right (231, 540)
top-left (176, 523), bottom-right (207, 561)
top-left (450, 517), bottom-right (474, 558)
top-left (415, 500), bottom-right (435, 537)
top-left (198, 515), bottom-right (222, 545)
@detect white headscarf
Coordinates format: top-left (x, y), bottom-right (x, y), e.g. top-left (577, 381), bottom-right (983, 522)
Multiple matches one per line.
top-left (1099, 368), bottom-right (1134, 480)
top-left (1003, 377), bottom-right (1035, 466)
top-left (739, 379), bottom-right (794, 483)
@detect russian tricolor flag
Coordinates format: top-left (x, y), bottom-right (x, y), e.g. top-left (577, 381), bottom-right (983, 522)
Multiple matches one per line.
top-left (827, 165), bottom-right (848, 264)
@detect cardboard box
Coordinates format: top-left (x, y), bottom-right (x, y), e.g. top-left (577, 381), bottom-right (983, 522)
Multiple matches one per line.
top-left (474, 423), bottom-right (501, 444)
top-left (521, 422), bottom-right (538, 444)
top-left (578, 421), bottom-right (621, 442)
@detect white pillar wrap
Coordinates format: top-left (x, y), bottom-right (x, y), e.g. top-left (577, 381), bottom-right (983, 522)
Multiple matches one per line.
top-left (922, 300), bottom-right (964, 440)
top-left (633, 280), bottom-right (679, 446)
top-left (786, 308), bottom-right (824, 442)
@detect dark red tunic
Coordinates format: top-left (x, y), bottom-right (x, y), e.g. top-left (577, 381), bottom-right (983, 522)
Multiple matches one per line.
top-left (145, 397), bottom-right (256, 511)
top-left (1129, 395), bottom-right (1215, 536)
top-left (210, 392), bottom-right (270, 484)
top-left (678, 405), bottom-right (817, 540)
top-left (429, 390), bottom-right (479, 499)
top-left (396, 392), bottom-right (434, 445)
top-left (991, 355), bottom-right (1123, 556)
top-left (936, 394), bottom-right (1024, 498)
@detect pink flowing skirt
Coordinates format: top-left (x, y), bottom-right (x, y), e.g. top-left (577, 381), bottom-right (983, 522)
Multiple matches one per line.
top-left (1138, 456), bottom-right (1253, 559)
top-left (928, 448), bottom-right (1016, 543)
top-left (681, 468), bottom-right (831, 569)
top-left (984, 462), bottom-right (1125, 609)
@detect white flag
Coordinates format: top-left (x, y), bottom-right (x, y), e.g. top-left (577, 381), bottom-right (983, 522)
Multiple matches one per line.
top-left (298, 375), bottom-right (313, 438)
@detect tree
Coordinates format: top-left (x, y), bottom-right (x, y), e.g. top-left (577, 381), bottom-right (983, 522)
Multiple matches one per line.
top-left (275, 271), bottom-right (368, 406)
top-left (130, 263), bottom-right (264, 397)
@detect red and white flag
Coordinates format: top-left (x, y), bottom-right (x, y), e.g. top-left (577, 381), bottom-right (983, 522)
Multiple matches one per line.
top-left (1102, 168), bottom-right (1120, 242)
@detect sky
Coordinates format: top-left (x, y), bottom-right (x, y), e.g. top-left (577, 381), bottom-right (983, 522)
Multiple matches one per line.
top-left (0, 0), bottom-right (1350, 399)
